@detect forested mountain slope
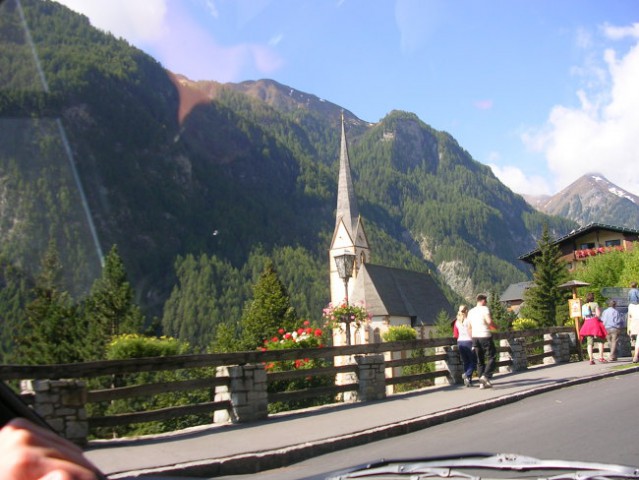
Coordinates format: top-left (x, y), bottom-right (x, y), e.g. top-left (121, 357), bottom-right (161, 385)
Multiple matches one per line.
top-left (0, 0), bottom-right (575, 351)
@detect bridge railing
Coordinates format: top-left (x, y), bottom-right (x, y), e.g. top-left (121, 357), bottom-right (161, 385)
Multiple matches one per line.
top-left (0, 327), bottom-right (577, 444)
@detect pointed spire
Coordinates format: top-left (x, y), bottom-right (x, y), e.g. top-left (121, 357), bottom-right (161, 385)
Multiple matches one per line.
top-left (335, 113), bottom-right (360, 236)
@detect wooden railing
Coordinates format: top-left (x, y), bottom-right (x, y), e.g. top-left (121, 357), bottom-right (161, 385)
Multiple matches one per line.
top-left (0, 327), bottom-right (575, 439)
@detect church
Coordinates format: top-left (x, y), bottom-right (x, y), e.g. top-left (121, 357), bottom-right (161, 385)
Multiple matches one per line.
top-left (328, 116), bottom-right (453, 346)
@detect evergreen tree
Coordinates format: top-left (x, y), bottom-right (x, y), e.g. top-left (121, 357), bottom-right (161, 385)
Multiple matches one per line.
top-left (520, 225), bottom-right (569, 327)
top-left (0, 257), bottom-right (32, 363)
top-left (432, 309), bottom-right (454, 338)
top-left (488, 288), bottom-right (513, 331)
top-left (14, 240), bottom-right (84, 364)
top-left (240, 261), bottom-right (297, 350)
top-left (83, 245), bottom-right (144, 359)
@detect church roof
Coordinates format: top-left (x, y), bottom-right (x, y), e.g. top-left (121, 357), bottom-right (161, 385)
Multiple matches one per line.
top-left (500, 281), bottom-right (533, 303)
top-left (352, 263), bottom-right (453, 326)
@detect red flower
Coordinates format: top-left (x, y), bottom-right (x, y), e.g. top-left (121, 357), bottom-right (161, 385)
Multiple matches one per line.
top-left (284, 332), bottom-right (292, 339)
top-left (297, 328), bottom-right (304, 335)
top-left (303, 320), bottom-right (310, 326)
top-left (271, 336), bottom-right (279, 343)
top-left (314, 328), bottom-right (323, 337)
top-left (278, 328), bottom-right (285, 334)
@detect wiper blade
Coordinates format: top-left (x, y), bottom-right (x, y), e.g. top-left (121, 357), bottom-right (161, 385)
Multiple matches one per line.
top-left (323, 454), bottom-right (639, 480)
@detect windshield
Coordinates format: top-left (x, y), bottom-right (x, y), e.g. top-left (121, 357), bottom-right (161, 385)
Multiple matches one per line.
top-left (1, 1), bottom-right (639, 479)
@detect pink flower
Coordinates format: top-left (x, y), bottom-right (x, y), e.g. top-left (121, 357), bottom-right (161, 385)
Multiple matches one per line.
top-left (278, 328), bottom-right (285, 334)
top-left (284, 332), bottom-right (292, 339)
top-left (303, 320), bottom-right (310, 326)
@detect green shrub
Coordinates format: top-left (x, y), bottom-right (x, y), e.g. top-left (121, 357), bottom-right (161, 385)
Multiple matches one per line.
top-left (512, 318), bottom-right (539, 331)
top-left (382, 325), bottom-right (417, 341)
top-left (90, 334), bottom-right (211, 439)
top-left (383, 325), bottom-right (431, 392)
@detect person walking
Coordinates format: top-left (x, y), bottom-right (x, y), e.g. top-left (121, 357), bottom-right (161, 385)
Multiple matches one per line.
top-left (467, 294), bottom-right (498, 389)
top-left (579, 292), bottom-right (607, 364)
top-left (453, 305), bottom-right (476, 387)
top-left (601, 299), bottom-right (622, 361)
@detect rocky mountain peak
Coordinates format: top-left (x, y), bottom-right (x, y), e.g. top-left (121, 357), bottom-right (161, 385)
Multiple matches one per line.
top-left (524, 173), bottom-right (639, 228)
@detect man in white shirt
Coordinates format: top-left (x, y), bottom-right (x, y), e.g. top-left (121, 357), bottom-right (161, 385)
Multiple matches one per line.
top-left (467, 294), bottom-right (498, 389)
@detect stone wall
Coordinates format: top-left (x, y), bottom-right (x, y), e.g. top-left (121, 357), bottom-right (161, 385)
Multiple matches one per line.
top-left (20, 379), bottom-right (88, 446)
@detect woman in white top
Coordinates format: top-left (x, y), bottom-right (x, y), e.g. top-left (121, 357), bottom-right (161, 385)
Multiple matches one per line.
top-left (453, 305), bottom-right (476, 387)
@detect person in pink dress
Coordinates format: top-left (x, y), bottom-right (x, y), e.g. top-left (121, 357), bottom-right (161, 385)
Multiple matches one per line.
top-left (579, 292), bottom-right (607, 365)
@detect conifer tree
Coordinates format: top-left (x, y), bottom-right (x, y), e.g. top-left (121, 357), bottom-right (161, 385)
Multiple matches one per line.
top-left (240, 261), bottom-right (297, 350)
top-left (520, 225), bottom-right (569, 327)
top-left (83, 245), bottom-right (144, 359)
top-left (14, 240), bottom-right (84, 364)
top-left (488, 288), bottom-right (513, 331)
top-left (0, 257), bottom-right (31, 362)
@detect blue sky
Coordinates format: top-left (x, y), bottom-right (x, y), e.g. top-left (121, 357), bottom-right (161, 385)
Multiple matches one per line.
top-left (55, 0), bottom-right (639, 197)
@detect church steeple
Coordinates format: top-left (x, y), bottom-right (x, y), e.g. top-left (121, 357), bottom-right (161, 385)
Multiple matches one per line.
top-left (329, 114), bottom-right (370, 311)
top-left (335, 113), bottom-right (359, 237)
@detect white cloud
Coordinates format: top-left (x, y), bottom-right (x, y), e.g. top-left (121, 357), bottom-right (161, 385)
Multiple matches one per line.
top-left (54, 0), bottom-right (168, 44)
top-left (268, 33), bottom-right (284, 47)
top-left (203, 0), bottom-right (219, 19)
top-left (522, 26), bottom-right (639, 195)
top-left (489, 163), bottom-right (552, 196)
top-left (602, 22), bottom-right (639, 40)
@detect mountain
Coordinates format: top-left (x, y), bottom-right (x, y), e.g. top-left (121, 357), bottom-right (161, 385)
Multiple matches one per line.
top-left (524, 174), bottom-right (639, 228)
top-left (0, 0), bottom-right (577, 349)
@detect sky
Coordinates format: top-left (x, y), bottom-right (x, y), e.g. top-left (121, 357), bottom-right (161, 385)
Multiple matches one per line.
top-left (54, 0), bottom-right (639, 197)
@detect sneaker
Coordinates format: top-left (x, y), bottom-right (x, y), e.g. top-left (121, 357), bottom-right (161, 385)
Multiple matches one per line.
top-left (479, 383), bottom-right (485, 389)
top-left (479, 376), bottom-right (492, 388)
top-left (463, 374), bottom-right (471, 387)
top-left (589, 360), bottom-right (595, 365)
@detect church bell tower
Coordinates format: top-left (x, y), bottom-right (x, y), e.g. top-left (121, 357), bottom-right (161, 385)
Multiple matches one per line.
top-left (329, 114), bottom-right (370, 308)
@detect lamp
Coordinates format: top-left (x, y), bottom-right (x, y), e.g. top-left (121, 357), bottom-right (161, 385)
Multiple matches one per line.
top-left (334, 251), bottom-right (357, 345)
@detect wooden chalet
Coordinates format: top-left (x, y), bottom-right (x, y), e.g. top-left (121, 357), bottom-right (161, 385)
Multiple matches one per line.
top-left (519, 223), bottom-right (639, 271)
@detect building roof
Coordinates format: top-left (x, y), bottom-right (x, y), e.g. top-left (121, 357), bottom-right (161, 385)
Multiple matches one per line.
top-left (519, 222), bottom-right (639, 263)
top-left (351, 263), bottom-right (453, 326)
top-left (500, 281), bottom-right (533, 303)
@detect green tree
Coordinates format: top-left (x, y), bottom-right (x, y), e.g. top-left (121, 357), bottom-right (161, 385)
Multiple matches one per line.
top-left (14, 240), bottom-right (84, 364)
top-left (240, 261), bottom-right (297, 350)
top-left (83, 245), bottom-right (144, 359)
top-left (520, 225), bottom-right (569, 327)
top-left (0, 257), bottom-right (31, 362)
top-left (432, 309), bottom-right (454, 338)
top-left (488, 288), bottom-right (513, 331)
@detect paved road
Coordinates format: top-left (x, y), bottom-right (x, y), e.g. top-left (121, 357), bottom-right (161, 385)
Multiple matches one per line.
top-left (85, 359), bottom-right (639, 478)
top-left (222, 373), bottom-right (639, 480)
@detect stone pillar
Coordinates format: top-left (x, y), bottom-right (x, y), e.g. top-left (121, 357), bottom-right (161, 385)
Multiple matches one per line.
top-left (543, 332), bottom-right (571, 364)
top-left (214, 364), bottom-right (267, 423)
top-left (20, 379), bottom-right (88, 446)
top-left (499, 337), bottom-right (527, 373)
top-left (355, 354), bottom-right (386, 401)
top-left (435, 345), bottom-right (463, 386)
